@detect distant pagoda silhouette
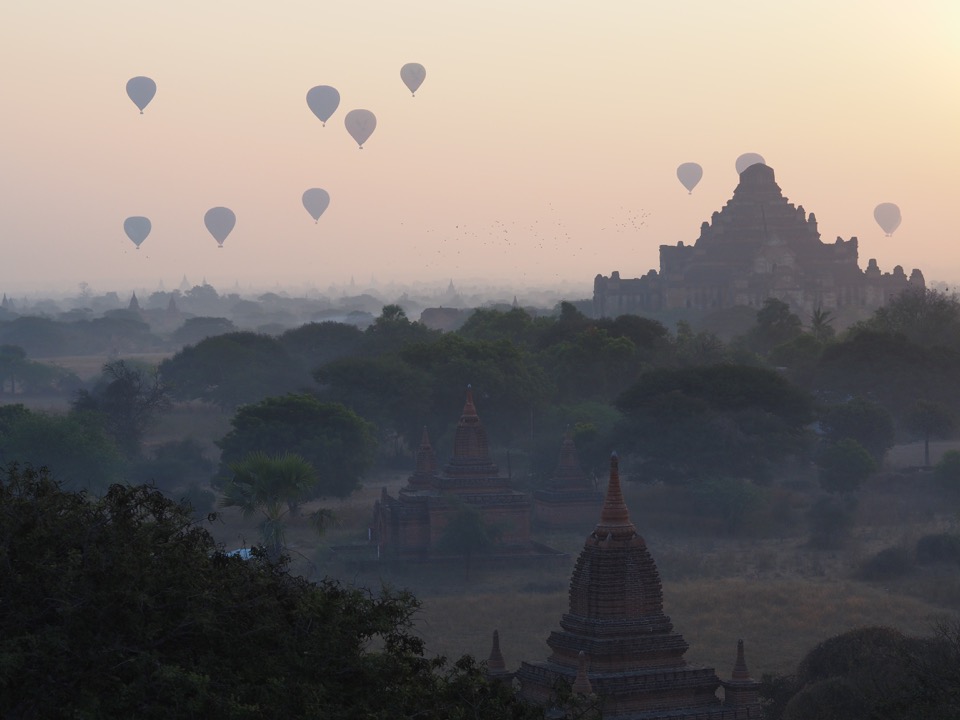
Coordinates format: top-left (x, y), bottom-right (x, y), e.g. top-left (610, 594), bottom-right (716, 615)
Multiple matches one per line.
top-left (372, 386), bottom-right (559, 561)
top-left (516, 453), bottom-right (762, 719)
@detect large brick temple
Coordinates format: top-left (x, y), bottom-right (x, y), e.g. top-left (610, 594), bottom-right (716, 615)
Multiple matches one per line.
top-left (514, 453), bottom-right (763, 719)
top-left (593, 163), bottom-right (923, 321)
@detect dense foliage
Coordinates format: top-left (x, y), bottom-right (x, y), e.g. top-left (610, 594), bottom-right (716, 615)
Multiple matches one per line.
top-left (762, 625), bottom-right (960, 720)
top-left (215, 394), bottom-right (378, 499)
top-left (614, 364), bottom-right (815, 483)
top-left (0, 404), bottom-right (123, 493)
top-left (0, 466), bottom-right (550, 719)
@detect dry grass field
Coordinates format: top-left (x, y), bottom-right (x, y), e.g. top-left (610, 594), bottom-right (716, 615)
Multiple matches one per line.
top-left (37, 352), bottom-right (172, 382)
top-left (243, 467), bottom-right (960, 681)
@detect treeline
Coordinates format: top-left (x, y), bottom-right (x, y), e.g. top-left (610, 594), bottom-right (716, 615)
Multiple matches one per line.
top-left (0, 285), bottom-right (382, 360)
top-left (160, 291), bottom-right (960, 481)
top-left (8, 291), bottom-right (960, 492)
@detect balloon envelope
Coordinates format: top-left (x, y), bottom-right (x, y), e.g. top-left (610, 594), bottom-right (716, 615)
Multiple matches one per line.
top-left (302, 188), bottom-right (330, 222)
top-left (400, 63), bottom-right (426, 96)
top-left (306, 85), bottom-right (340, 125)
top-left (874, 202), bottom-right (901, 236)
top-left (204, 207), bottom-right (236, 247)
top-left (735, 152), bottom-right (765, 175)
top-left (676, 162), bottom-right (703, 194)
top-left (126, 76), bottom-right (156, 114)
top-left (344, 109), bottom-right (377, 148)
top-left (123, 216), bottom-right (151, 248)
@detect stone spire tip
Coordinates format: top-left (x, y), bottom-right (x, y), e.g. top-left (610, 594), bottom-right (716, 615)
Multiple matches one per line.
top-left (488, 629), bottom-right (506, 672)
top-left (572, 650), bottom-right (593, 695)
top-left (596, 452), bottom-right (633, 533)
top-left (732, 639), bottom-right (752, 681)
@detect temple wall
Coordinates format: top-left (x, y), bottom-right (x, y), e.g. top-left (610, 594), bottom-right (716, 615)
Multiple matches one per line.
top-left (397, 513), bottom-right (431, 553)
top-left (594, 270), bottom-right (924, 319)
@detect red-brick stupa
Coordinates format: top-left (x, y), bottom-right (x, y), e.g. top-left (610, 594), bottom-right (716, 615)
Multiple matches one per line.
top-left (373, 386), bottom-right (548, 559)
top-left (516, 453), bottom-right (762, 719)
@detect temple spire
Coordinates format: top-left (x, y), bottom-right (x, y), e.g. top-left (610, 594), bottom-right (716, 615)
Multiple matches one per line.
top-left (572, 651), bottom-right (592, 695)
top-left (732, 639), bottom-right (752, 681)
top-left (486, 629), bottom-right (514, 684)
top-left (462, 384), bottom-right (477, 417)
top-left (488, 630), bottom-right (506, 673)
top-left (447, 384), bottom-right (498, 474)
top-left (722, 638), bottom-right (761, 707)
top-left (415, 427), bottom-right (437, 475)
top-left (595, 452), bottom-right (634, 536)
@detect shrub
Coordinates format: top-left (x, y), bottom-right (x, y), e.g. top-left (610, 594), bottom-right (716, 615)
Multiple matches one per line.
top-left (690, 478), bottom-right (764, 535)
top-left (915, 533), bottom-right (960, 565)
top-left (934, 449), bottom-right (960, 494)
top-left (816, 439), bottom-right (876, 494)
top-left (858, 546), bottom-right (914, 581)
top-left (807, 494), bottom-right (857, 550)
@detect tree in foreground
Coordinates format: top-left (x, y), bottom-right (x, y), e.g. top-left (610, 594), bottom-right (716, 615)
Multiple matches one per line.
top-left (0, 465), bottom-right (549, 719)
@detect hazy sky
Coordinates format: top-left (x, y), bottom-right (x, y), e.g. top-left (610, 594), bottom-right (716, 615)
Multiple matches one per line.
top-left (1, 1), bottom-right (958, 296)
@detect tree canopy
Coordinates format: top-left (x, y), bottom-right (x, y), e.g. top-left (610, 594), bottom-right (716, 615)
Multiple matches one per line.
top-left (763, 624), bottom-right (960, 720)
top-left (615, 364), bottom-right (815, 483)
top-left (215, 394), bottom-right (378, 499)
top-left (0, 404), bottom-right (123, 494)
top-left (159, 331), bottom-right (309, 410)
top-left (0, 465), bottom-right (548, 719)
top-left (71, 359), bottom-right (171, 457)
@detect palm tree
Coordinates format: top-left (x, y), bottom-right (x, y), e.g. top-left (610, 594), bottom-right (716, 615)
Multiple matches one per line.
top-left (220, 451), bottom-right (333, 559)
top-left (810, 307), bottom-right (836, 343)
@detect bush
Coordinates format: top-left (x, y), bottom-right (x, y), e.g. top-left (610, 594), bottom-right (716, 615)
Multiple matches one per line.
top-left (132, 439), bottom-right (214, 494)
top-left (690, 477), bottom-right (764, 535)
top-left (915, 533), bottom-right (960, 565)
top-left (934, 449), bottom-right (960, 493)
top-left (807, 494), bottom-right (857, 550)
top-left (816, 439), bottom-right (876, 493)
top-left (180, 481), bottom-right (216, 520)
top-left (858, 546), bottom-right (914, 581)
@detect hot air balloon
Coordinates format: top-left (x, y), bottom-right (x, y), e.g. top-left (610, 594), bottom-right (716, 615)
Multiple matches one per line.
top-left (302, 188), bottom-right (330, 223)
top-left (874, 202), bottom-right (901, 236)
top-left (123, 216), bottom-right (151, 249)
top-left (204, 207), bottom-right (236, 247)
top-left (400, 63), bottom-right (426, 96)
top-left (306, 85), bottom-right (340, 126)
top-left (735, 152), bottom-right (765, 175)
top-left (126, 76), bottom-right (156, 114)
top-left (344, 109), bottom-right (377, 149)
top-left (676, 162), bottom-right (703, 194)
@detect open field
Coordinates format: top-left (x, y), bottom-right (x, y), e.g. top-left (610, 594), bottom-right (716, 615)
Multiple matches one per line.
top-left (37, 352), bottom-right (172, 382)
top-left (207, 462), bottom-right (960, 681)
